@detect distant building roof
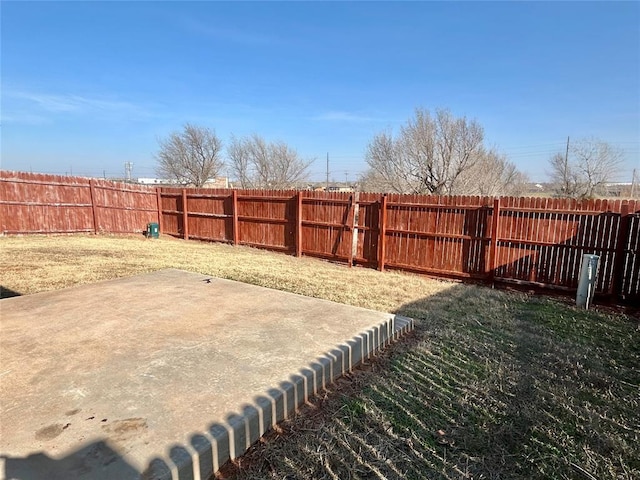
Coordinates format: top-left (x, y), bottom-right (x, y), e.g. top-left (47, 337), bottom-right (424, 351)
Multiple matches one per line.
top-left (137, 178), bottom-right (167, 185)
top-left (135, 177), bottom-right (229, 188)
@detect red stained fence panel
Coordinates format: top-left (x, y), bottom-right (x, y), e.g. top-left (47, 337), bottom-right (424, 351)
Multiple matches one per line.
top-left (493, 197), bottom-right (636, 296)
top-left (380, 194), bottom-right (493, 279)
top-left (0, 172), bottom-right (94, 233)
top-left (2, 170), bottom-right (638, 303)
top-left (91, 179), bottom-right (159, 233)
top-left (0, 171), bottom-right (159, 235)
top-left (162, 188), bottom-right (640, 303)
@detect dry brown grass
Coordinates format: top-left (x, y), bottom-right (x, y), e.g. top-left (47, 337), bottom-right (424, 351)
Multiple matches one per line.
top-left (0, 234), bottom-right (452, 311)
top-left (2, 234), bottom-right (638, 480)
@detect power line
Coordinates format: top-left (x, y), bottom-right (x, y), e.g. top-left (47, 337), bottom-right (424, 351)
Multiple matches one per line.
top-left (499, 142), bottom-right (566, 150)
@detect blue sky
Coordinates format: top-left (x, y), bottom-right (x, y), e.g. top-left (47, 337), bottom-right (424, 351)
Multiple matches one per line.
top-left (2, 1), bottom-right (639, 183)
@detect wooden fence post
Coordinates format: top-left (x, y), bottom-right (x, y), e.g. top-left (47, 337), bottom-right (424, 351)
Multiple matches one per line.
top-left (156, 187), bottom-right (163, 234)
top-left (347, 194), bottom-right (355, 267)
top-left (610, 202), bottom-right (630, 298)
top-left (488, 197), bottom-right (501, 282)
top-left (182, 189), bottom-right (189, 240)
top-left (232, 190), bottom-right (239, 245)
top-left (378, 194), bottom-right (388, 271)
top-left (89, 179), bottom-right (99, 234)
top-left (295, 191), bottom-right (303, 257)
top-left (351, 192), bottom-right (360, 267)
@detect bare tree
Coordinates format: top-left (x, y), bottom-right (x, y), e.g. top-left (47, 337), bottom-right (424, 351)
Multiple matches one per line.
top-left (228, 134), bottom-right (312, 189)
top-left (548, 137), bottom-right (623, 199)
top-left (156, 123), bottom-right (224, 187)
top-left (455, 149), bottom-right (529, 196)
top-left (357, 169), bottom-right (391, 193)
top-left (364, 108), bottom-right (485, 194)
top-left (549, 151), bottom-right (581, 198)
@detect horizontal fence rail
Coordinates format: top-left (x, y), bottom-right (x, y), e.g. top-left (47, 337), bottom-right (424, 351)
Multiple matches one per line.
top-left (2, 170), bottom-right (639, 303)
top-left (0, 171), bottom-right (159, 234)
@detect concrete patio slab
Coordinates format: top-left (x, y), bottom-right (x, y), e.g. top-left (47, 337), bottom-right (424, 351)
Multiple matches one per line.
top-left (0, 269), bottom-right (413, 480)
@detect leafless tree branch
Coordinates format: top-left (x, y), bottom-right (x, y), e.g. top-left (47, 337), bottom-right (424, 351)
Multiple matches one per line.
top-left (548, 137), bottom-right (623, 199)
top-left (455, 149), bottom-right (529, 196)
top-left (155, 123), bottom-right (224, 187)
top-left (228, 134), bottom-right (312, 189)
top-left (364, 108), bottom-right (490, 194)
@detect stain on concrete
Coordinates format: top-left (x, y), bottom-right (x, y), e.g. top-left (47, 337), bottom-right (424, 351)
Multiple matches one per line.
top-left (35, 424), bottom-right (64, 441)
top-left (65, 408), bottom-right (81, 416)
top-left (102, 418), bottom-right (148, 440)
top-left (3, 270), bottom-right (410, 479)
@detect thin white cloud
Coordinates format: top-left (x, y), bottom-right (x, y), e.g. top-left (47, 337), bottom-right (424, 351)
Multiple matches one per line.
top-left (313, 111), bottom-right (380, 123)
top-left (9, 92), bottom-right (81, 112)
top-left (0, 112), bottom-right (50, 125)
top-left (2, 89), bottom-right (152, 123)
top-left (179, 16), bottom-right (277, 46)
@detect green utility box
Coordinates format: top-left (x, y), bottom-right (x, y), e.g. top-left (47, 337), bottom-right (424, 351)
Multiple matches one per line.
top-left (147, 222), bottom-right (159, 239)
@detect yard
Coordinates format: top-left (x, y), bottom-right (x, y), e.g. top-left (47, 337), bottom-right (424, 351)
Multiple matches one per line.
top-left (1, 235), bottom-right (638, 479)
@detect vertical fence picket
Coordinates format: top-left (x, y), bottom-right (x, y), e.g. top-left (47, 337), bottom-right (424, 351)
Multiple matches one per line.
top-left (488, 197), bottom-right (500, 281)
top-left (296, 192), bottom-right (303, 257)
top-left (348, 194), bottom-right (356, 267)
top-left (156, 188), bottom-right (163, 234)
top-left (89, 179), bottom-right (99, 234)
top-left (378, 194), bottom-right (388, 271)
top-left (611, 202), bottom-right (630, 298)
top-left (182, 189), bottom-right (189, 240)
top-left (232, 190), bottom-right (239, 245)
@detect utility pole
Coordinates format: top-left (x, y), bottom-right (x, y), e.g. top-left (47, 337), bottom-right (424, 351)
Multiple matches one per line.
top-left (345, 171), bottom-right (349, 185)
top-left (326, 153), bottom-right (329, 190)
top-left (124, 162), bottom-right (133, 182)
top-left (631, 168), bottom-right (637, 198)
top-left (561, 136), bottom-right (570, 195)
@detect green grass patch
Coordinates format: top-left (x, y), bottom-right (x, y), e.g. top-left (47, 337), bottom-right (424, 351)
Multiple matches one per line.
top-left (232, 283), bottom-right (639, 479)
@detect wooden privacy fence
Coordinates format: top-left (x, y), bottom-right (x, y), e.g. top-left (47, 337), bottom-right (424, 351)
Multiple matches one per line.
top-left (1, 170), bottom-right (639, 303)
top-left (160, 187), bottom-right (639, 303)
top-left (0, 171), bottom-right (159, 234)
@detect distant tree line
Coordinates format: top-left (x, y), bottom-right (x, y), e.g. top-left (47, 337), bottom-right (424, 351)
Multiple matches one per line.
top-left (156, 124), bottom-right (312, 189)
top-left (157, 113), bottom-right (623, 199)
